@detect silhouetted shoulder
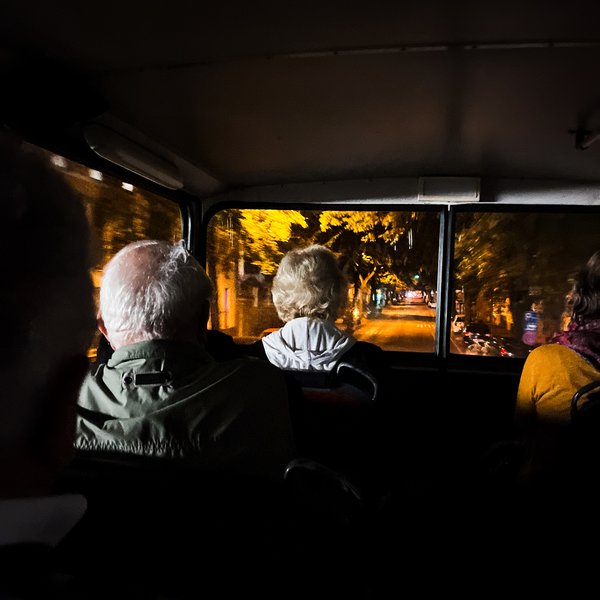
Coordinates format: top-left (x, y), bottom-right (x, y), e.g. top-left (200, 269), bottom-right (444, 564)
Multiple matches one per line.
top-left (235, 338), bottom-right (266, 359)
top-left (206, 329), bottom-right (247, 361)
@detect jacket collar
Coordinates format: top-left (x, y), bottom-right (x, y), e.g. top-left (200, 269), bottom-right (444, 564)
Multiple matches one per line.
top-left (106, 340), bottom-right (214, 376)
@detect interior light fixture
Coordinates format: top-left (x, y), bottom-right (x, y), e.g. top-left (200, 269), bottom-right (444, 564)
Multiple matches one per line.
top-left (84, 124), bottom-right (184, 190)
top-left (418, 177), bottom-right (480, 202)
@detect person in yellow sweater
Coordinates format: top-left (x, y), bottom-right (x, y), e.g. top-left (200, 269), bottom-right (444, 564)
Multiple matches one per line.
top-left (515, 250), bottom-right (600, 482)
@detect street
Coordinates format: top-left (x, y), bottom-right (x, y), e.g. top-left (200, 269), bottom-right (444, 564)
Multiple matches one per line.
top-left (350, 303), bottom-right (466, 353)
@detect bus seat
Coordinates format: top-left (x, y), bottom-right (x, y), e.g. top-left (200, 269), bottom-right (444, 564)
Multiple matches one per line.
top-left (570, 379), bottom-right (600, 423)
top-left (284, 456), bottom-right (364, 528)
top-left (283, 457), bottom-right (375, 600)
top-left (569, 380), bottom-right (600, 480)
top-left (335, 360), bottom-right (379, 401)
top-left (285, 363), bottom-right (381, 494)
top-left (54, 450), bottom-right (291, 597)
top-left (476, 380), bottom-right (600, 496)
top-left (55, 451), bottom-right (375, 598)
top-left (287, 360), bottom-right (379, 404)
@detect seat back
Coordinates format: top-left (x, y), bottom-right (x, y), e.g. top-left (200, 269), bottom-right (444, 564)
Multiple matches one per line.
top-left (55, 450), bottom-right (287, 524)
top-left (571, 379), bottom-right (600, 423)
top-left (283, 457), bottom-right (374, 599)
top-left (284, 362), bottom-right (381, 493)
top-left (569, 380), bottom-right (600, 479)
top-left (54, 451), bottom-right (290, 597)
top-left (55, 451), bottom-right (375, 598)
top-left (284, 456), bottom-right (364, 528)
top-left (288, 360), bottom-right (379, 404)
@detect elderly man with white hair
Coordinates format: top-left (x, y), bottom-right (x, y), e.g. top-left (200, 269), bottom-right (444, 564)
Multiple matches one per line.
top-left (76, 240), bottom-right (297, 481)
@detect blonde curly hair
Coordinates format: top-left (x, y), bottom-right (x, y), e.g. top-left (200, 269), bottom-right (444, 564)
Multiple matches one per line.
top-left (271, 245), bottom-right (347, 322)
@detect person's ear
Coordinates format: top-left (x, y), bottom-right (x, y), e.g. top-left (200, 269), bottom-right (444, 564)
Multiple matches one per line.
top-left (97, 312), bottom-right (106, 335)
top-left (97, 314), bottom-right (114, 350)
top-left (200, 300), bottom-right (210, 327)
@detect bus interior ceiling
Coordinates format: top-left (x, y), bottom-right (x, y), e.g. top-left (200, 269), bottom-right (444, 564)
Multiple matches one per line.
top-left (2, 3), bottom-right (600, 483)
top-left (2, 1), bottom-right (600, 192)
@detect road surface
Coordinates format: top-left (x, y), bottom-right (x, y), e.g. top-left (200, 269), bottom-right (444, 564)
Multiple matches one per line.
top-left (350, 303), bottom-right (465, 353)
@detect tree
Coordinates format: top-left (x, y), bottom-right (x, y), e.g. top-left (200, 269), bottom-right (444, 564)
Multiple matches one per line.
top-left (239, 209), bottom-right (308, 274)
top-left (454, 213), bottom-right (530, 322)
top-left (454, 211), bottom-right (600, 333)
top-left (314, 211), bottom-right (440, 315)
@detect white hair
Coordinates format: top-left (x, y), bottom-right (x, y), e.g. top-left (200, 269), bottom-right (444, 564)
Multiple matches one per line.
top-left (271, 244), bottom-right (347, 322)
top-left (100, 240), bottom-right (214, 347)
top-left (0, 138), bottom-right (95, 449)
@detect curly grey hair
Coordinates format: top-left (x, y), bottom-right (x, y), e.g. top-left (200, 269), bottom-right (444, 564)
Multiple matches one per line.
top-left (570, 250), bottom-right (600, 321)
top-left (271, 244), bottom-right (347, 322)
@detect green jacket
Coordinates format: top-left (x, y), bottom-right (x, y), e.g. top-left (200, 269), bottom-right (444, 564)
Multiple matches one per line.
top-left (76, 340), bottom-right (297, 481)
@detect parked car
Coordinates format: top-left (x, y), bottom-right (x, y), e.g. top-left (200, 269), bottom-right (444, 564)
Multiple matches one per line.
top-left (463, 333), bottom-right (516, 357)
top-left (463, 334), bottom-right (498, 356)
top-left (464, 321), bottom-right (491, 336)
top-left (404, 290), bottom-right (424, 304)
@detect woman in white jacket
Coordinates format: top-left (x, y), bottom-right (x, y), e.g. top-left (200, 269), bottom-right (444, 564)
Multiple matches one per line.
top-left (248, 244), bottom-right (394, 494)
top-left (242, 244), bottom-right (399, 496)
top-left (256, 244), bottom-right (384, 374)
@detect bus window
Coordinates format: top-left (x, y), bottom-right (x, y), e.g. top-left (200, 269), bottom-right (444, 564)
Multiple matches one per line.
top-left (451, 209), bottom-right (600, 359)
top-left (27, 144), bottom-right (183, 356)
top-left (205, 207), bottom-right (440, 352)
top-left (31, 144), bottom-right (182, 277)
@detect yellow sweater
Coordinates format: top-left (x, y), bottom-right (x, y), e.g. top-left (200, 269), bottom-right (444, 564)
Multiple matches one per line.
top-left (516, 343), bottom-right (600, 425)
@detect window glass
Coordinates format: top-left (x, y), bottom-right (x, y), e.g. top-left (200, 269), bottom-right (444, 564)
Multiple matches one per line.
top-left (206, 208), bottom-right (440, 352)
top-left (33, 145), bottom-right (182, 277)
top-left (452, 210), bottom-right (600, 358)
top-left (28, 144), bottom-right (183, 356)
